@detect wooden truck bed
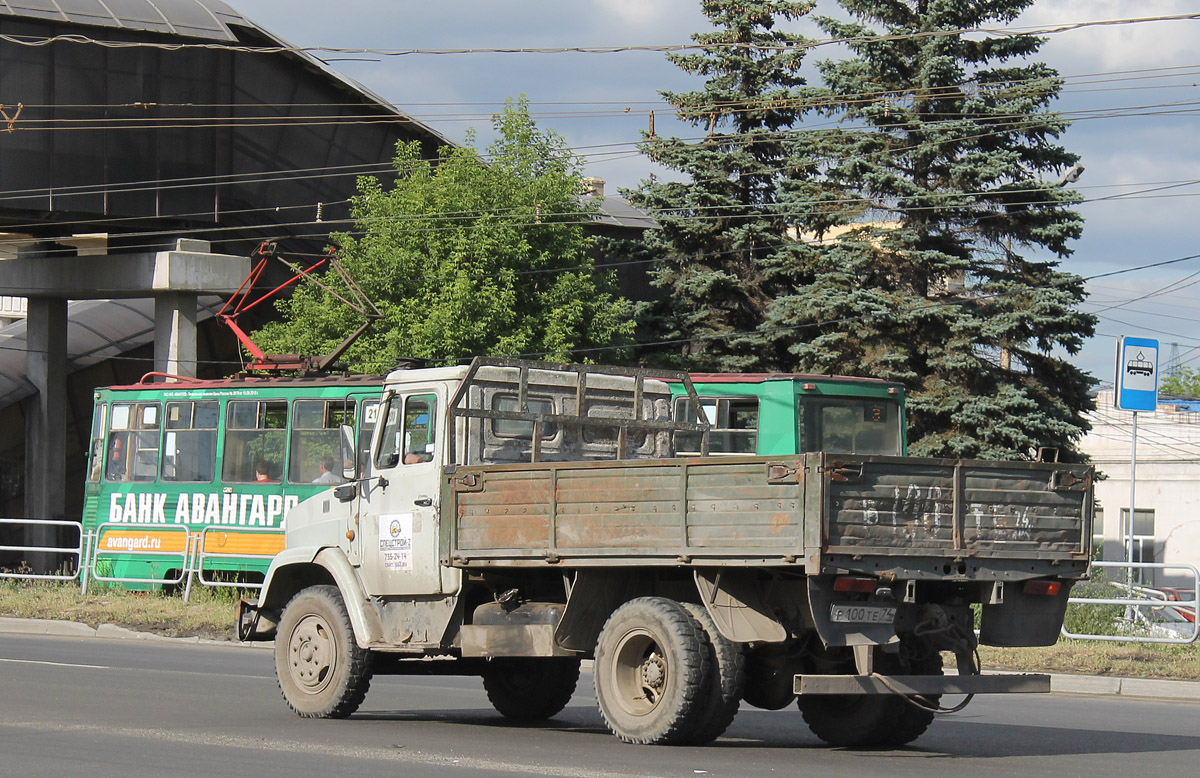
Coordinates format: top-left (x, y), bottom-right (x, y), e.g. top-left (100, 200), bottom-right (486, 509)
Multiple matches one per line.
top-left (441, 453), bottom-right (1092, 578)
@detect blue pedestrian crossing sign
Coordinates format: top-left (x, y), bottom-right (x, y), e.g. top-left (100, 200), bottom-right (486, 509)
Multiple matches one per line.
top-left (1115, 336), bottom-right (1159, 412)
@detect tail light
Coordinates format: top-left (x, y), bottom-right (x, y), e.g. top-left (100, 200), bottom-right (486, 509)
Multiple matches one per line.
top-left (833, 575), bottom-right (878, 593)
top-left (1023, 580), bottom-right (1062, 597)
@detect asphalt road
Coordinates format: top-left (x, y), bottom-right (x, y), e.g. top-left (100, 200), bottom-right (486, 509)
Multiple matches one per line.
top-left (1, 634), bottom-right (1198, 778)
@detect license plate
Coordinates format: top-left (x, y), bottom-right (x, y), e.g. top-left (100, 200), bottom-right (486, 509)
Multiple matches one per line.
top-left (830, 603), bottom-right (896, 624)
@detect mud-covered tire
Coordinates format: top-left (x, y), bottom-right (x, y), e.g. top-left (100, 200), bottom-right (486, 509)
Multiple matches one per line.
top-left (880, 651), bottom-right (942, 747)
top-left (275, 585), bottom-right (371, 718)
top-left (482, 657), bottom-right (581, 721)
top-left (593, 597), bottom-right (712, 745)
top-left (679, 603), bottom-right (745, 745)
top-left (797, 648), bottom-right (939, 748)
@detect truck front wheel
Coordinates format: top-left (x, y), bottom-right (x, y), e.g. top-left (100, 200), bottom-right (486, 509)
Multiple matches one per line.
top-left (593, 597), bottom-right (712, 745)
top-left (481, 657), bottom-right (581, 720)
top-left (275, 585), bottom-right (372, 719)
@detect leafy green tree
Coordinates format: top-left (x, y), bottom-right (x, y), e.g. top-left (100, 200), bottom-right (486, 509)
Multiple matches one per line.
top-left (1161, 366), bottom-right (1200, 398)
top-left (765, 0), bottom-right (1096, 460)
top-left (253, 99), bottom-right (634, 370)
top-left (627, 0), bottom-right (820, 371)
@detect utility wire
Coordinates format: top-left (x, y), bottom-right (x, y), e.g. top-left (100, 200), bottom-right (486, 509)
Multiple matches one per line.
top-left (0, 12), bottom-right (1196, 56)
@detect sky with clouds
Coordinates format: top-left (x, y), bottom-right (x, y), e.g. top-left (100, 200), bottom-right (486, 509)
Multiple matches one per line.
top-left (230, 0), bottom-right (1200, 385)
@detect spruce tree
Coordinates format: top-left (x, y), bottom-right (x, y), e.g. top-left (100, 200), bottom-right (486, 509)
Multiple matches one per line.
top-left (629, 0), bottom-right (819, 371)
top-left (766, 0), bottom-right (1096, 460)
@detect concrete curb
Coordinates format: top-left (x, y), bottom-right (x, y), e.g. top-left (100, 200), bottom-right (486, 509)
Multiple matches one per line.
top-left (1051, 673), bottom-right (1200, 701)
top-left (1, 617), bottom-right (1197, 699)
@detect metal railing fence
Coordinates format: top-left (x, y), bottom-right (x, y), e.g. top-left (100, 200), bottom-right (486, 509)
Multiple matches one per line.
top-left (88, 522), bottom-right (192, 589)
top-left (0, 518), bottom-right (86, 585)
top-left (1062, 560), bottom-right (1198, 644)
top-left (1, 518), bottom-right (277, 600)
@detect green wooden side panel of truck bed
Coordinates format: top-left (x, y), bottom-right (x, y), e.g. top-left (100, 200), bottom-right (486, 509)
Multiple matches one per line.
top-left (442, 453), bottom-right (1092, 575)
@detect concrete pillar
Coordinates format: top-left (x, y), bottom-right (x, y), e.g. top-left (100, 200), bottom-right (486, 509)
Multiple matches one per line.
top-left (24, 296), bottom-right (68, 572)
top-left (155, 292), bottom-right (198, 378)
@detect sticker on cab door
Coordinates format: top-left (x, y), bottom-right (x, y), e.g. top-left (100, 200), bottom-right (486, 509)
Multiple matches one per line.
top-left (380, 513), bottom-right (413, 571)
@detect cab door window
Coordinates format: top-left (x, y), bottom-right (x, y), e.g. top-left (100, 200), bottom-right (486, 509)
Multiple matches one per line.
top-left (403, 395), bottom-right (436, 464)
top-left (374, 394), bottom-right (436, 468)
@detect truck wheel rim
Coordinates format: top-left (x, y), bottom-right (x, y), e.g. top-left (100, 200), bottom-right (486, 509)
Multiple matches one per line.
top-left (610, 628), bottom-right (668, 716)
top-left (289, 614), bottom-right (336, 694)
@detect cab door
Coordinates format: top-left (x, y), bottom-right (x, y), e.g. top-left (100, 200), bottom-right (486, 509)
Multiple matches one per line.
top-left (356, 387), bottom-right (458, 596)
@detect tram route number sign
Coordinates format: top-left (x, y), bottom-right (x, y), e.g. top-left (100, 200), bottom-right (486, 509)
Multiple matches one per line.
top-left (1115, 336), bottom-right (1159, 412)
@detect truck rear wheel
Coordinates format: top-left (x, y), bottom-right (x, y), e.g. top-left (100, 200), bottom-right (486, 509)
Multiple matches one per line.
top-left (797, 648), bottom-right (940, 748)
top-left (593, 597), bottom-right (712, 745)
top-left (679, 603), bottom-right (745, 745)
top-left (482, 657), bottom-right (581, 720)
top-left (275, 585), bottom-right (372, 719)
top-left (876, 651), bottom-right (942, 747)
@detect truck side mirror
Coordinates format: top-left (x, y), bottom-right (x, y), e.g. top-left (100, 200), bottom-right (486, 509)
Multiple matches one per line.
top-left (340, 424), bottom-right (356, 480)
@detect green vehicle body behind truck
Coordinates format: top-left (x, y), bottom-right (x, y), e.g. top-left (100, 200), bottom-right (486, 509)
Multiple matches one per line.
top-left (671, 372), bottom-right (907, 457)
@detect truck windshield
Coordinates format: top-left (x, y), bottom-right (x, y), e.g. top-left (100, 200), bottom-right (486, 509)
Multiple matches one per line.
top-left (798, 397), bottom-right (901, 456)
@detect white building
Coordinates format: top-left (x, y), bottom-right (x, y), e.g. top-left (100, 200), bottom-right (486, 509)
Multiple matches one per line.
top-left (1081, 390), bottom-right (1200, 587)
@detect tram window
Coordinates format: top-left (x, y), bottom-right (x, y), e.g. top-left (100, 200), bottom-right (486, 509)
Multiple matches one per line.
top-left (222, 400), bottom-right (287, 483)
top-left (162, 401), bottom-right (218, 483)
top-left (87, 403), bottom-right (107, 483)
top-left (288, 399), bottom-right (356, 483)
top-left (674, 397), bottom-right (758, 454)
top-left (105, 402), bottom-right (161, 482)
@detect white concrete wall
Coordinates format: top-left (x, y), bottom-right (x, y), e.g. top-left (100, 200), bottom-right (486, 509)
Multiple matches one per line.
top-left (1082, 391), bottom-right (1200, 587)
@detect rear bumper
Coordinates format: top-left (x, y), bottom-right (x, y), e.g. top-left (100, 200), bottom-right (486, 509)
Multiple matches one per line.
top-left (795, 672), bottom-right (1050, 696)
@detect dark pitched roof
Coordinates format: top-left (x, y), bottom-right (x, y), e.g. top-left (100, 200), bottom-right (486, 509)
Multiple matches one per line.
top-left (0, 0), bottom-right (246, 41)
top-left (0, 0), bottom-right (451, 149)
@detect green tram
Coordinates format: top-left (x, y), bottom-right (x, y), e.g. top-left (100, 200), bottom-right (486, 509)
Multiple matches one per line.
top-left (82, 374), bottom-right (383, 587)
top-left (670, 373), bottom-right (907, 457)
top-left (81, 370), bottom-right (904, 588)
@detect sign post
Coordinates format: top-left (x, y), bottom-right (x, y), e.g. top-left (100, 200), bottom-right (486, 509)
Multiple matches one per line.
top-left (1114, 336), bottom-right (1159, 601)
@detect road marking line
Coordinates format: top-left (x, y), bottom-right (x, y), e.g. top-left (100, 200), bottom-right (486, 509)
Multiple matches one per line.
top-left (0, 657), bottom-right (109, 669)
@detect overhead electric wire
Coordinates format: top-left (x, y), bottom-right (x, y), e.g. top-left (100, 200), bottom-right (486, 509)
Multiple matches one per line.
top-left (10, 83), bottom-right (1200, 135)
top-left (0, 96), bottom-right (1188, 216)
top-left (10, 61), bottom-right (1200, 124)
top-left (0, 12), bottom-right (1196, 57)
